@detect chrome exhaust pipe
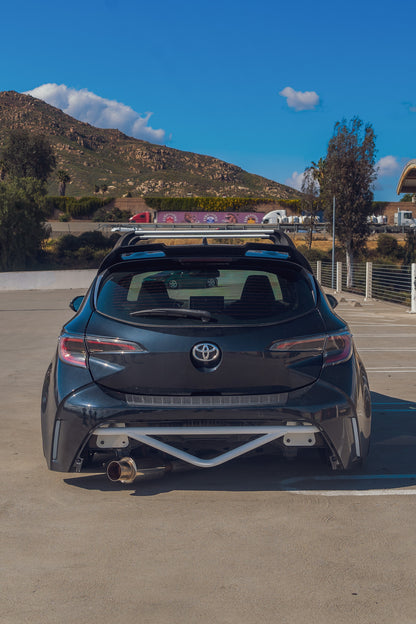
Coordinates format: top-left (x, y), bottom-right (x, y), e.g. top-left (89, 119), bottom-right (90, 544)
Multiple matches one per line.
top-left (107, 457), bottom-right (167, 483)
top-left (106, 456), bottom-right (192, 484)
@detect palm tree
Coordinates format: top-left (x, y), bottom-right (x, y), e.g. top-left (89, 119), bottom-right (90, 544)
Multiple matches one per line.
top-left (57, 170), bottom-right (71, 196)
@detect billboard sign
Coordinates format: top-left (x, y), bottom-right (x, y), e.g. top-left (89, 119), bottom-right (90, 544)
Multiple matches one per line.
top-left (157, 211), bottom-right (262, 224)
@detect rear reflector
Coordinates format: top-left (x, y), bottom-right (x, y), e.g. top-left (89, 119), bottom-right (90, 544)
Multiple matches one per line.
top-left (59, 334), bottom-right (145, 368)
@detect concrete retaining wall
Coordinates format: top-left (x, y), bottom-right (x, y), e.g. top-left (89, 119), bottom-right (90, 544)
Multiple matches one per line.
top-left (0, 270), bottom-right (96, 291)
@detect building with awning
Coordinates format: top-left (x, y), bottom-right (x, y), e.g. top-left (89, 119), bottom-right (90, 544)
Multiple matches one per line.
top-left (397, 159), bottom-right (416, 195)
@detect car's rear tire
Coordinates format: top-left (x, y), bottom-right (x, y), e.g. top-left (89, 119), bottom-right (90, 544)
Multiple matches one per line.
top-left (167, 279), bottom-right (179, 289)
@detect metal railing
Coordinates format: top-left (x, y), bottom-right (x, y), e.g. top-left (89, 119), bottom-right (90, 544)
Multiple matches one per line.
top-left (315, 260), bottom-right (416, 313)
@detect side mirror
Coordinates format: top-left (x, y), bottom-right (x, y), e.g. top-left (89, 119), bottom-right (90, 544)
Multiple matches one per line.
top-left (327, 294), bottom-right (338, 309)
top-left (69, 295), bottom-right (84, 312)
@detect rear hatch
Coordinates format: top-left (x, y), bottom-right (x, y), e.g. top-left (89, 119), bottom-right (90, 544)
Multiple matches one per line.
top-left (86, 258), bottom-right (325, 395)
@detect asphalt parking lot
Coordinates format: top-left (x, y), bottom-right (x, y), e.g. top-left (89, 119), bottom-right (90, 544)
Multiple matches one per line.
top-left (1, 289), bottom-right (416, 624)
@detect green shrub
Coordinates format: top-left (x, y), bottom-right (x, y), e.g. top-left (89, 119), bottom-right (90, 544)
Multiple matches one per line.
top-left (93, 206), bottom-right (131, 222)
top-left (44, 196), bottom-right (114, 219)
top-left (297, 244), bottom-right (344, 263)
top-left (55, 234), bottom-right (81, 255)
top-left (274, 199), bottom-right (302, 213)
top-left (55, 231), bottom-right (113, 256)
top-left (77, 231), bottom-right (109, 249)
top-left (376, 234), bottom-right (404, 261)
top-left (51, 230), bottom-right (118, 268)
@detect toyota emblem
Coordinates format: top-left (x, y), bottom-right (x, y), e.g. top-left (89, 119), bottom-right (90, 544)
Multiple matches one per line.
top-left (192, 342), bottom-right (220, 363)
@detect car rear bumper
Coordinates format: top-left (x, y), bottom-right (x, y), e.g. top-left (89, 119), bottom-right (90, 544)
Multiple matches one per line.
top-left (42, 374), bottom-right (370, 473)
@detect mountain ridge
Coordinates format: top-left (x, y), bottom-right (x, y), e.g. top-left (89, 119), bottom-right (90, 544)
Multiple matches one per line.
top-left (0, 91), bottom-right (301, 199)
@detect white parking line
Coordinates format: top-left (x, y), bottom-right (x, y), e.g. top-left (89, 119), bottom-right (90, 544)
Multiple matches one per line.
top-left (353, 334), bottom-right (416, 338)
top-left (281, 474), bottom-right (416, 496)
top-left (359, 348), bottom-right (416, 352)
top-left (366, 367), bottom-right (416, 373)
top-left (348, 324), bottom-right (416, 327)
top-left (287, 490), bottom-right (416, 496)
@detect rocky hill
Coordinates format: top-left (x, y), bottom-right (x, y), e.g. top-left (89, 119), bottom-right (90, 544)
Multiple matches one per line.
top-left (0, 91), bottom-right (300, 199)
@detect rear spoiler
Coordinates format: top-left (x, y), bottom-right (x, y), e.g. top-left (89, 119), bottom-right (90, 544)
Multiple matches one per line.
top-left (97, 225), bottom-right (312, 273)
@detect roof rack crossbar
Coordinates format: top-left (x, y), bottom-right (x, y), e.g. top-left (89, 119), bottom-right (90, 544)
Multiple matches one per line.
top-left (112, 226), bottom-right (276, 237)
top-left (111, 225), bottom-right (286, 246)
top-left (115, 232), bottom-right (274, 239)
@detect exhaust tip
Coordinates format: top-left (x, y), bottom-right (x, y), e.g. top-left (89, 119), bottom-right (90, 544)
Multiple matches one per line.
top-left (107, 457), bottom-right (137, 484)
top-left (106, 456), bottom-right (170, 484)
top-left (107, 461), bottom-right (122, 482)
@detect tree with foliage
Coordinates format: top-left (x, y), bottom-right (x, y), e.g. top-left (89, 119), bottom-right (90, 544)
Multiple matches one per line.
top-left (0, 159), bottom-right (7, 181)
top-left (1, 129), bottom-right (56, 182)
top-left (0, 178), bottom-right (49, 270)
top-left (400, 193), bottom-right (415, 203)
top-left (403, 229), bottom-right (416, 265)
top-left (301, 167), bottom-right (321, 249)
top-left (57, 169), bottom-right (71, 196)
top-left (312, 117), bottom-right (377, 287)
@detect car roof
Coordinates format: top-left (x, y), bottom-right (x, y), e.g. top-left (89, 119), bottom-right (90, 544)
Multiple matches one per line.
top-left (98, 225), bottom-right (313, 274)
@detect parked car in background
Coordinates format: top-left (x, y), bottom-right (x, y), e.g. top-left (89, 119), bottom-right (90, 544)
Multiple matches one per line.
top-left (143, 269), bottom-right (219, 289)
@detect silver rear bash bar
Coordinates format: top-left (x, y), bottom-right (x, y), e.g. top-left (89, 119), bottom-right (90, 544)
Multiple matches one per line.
top-left (93, 425), bottom-right (320, 469)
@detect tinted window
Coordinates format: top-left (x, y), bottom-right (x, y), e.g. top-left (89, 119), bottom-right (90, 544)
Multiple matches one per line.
top-left (96, 262), bottom-right (316, 325)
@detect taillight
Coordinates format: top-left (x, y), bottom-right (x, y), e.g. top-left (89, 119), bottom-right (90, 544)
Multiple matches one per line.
top-left (323, 332), bottom-right (352, 365)
top-left (269, 336), bottom-right (326, 353)
top-left (85, 337), bottom-right (141, 354)
top-left (59, 336), bottom-right (87, 367)
top-left (269, 331), bottom-right (352, 366)
top-left (58, 335), bottom-right (145, 368)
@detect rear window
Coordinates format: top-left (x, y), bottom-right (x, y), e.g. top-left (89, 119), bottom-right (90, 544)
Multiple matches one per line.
top-left (96, 262), bottom-right (316, 325)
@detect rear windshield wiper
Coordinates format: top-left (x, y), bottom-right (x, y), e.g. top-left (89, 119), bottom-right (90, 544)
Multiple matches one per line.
top-left (130, 308), bottom-right (215, 322)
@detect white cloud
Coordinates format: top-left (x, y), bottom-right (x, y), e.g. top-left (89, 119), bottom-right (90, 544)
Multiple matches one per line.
top-left (285, 170), bottom-right (306, 190)
top-left (279, 86), bottom-right (320, 111)
top-left (25, 83), bottom-right (166, 143)
top-left (377, 155), bottom-right (400, 177)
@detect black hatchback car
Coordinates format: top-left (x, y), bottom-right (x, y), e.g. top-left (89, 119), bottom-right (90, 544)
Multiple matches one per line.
top-left (41, 226), bottom-right (371, 483)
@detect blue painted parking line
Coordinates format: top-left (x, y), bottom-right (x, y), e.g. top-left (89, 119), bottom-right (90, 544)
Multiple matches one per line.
top-left (280, 474), bottom-right (416, 496)
top-left (372, 406), bottom-right (416, 412)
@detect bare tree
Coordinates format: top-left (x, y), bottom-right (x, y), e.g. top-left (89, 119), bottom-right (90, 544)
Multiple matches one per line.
top-left (301, 167), bottom-right (321, 249)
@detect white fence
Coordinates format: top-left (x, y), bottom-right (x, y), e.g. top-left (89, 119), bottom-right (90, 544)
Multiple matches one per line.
top-left (315, 261), bottom-right (416, 313)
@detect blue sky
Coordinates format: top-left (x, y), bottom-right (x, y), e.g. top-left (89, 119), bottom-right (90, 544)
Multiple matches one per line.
top-left (1, 0), bottom-right (415, 200)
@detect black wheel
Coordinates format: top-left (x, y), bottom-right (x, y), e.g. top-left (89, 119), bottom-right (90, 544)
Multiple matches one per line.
top-left (206, 278), bottom-right (217, 288)
top-left (167, 279), bottom-right (179, 289)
